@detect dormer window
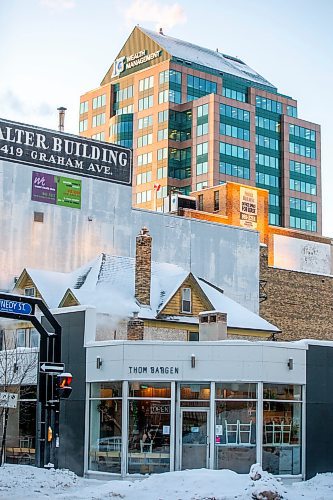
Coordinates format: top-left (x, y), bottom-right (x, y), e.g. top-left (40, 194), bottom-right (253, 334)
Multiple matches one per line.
top-left (182, 288), bottom-right (191, 313)
top-left (24, 287), bottom-right (35, 297)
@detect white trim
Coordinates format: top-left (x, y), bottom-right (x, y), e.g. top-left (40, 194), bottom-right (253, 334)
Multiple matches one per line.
top-left (257, 382), bottom-right (263, 466)
top-left (209, 382), bottom-right (215, 469)
top-left (121, 381), bottom-right (128, 477)
top-left (170, 381), bottom-right (176, 471)
top-left (83, 382), bottom-right (90, 475)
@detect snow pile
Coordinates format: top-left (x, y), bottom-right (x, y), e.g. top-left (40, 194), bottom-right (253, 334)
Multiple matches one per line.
top-left (1, 464), bottom-right (333, 499)
top-left (0, 465), bottom-right (80, 498)
top-left (290, 472), bottom-right (333, 498)
top-left (245, 464), bottom-right (287, 499)
top-left (92, 468), bottom-right (249, 500)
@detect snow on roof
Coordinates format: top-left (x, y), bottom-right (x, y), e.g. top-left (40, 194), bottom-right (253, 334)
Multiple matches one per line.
top-left (25, 253), bottom-right (278, 333)
top-left (26, 269), bottom-right (72, 308)
top-left (197, 277), bottom-right (280, 332)
top-left (140, 27), bottom-right (276, 89)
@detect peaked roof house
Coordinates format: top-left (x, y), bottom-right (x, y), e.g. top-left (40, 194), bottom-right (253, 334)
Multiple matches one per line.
top-left (13, 228), bottom-right (279, 341)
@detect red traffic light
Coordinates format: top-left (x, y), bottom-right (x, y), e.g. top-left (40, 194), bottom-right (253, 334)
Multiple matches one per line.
top-left (58, 373), bottom-right (72, 388)
top-left (56, 372), bottom-right (73, 399)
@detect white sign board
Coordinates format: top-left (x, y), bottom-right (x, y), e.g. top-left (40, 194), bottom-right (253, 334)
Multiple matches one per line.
top-left (273, 234), bottom-right (332, 275)
top-left (0, 392), bottom-right (18, 408)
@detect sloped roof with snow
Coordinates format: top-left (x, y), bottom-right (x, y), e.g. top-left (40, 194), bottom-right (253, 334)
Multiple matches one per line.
top-left (140, 27), bottom-right (276, 89)
top-left (22, 253), bottom-right (279, 333)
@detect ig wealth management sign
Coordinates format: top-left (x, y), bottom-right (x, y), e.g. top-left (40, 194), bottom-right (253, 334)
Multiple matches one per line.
top-left (0, 118), bottom-right (132, 185)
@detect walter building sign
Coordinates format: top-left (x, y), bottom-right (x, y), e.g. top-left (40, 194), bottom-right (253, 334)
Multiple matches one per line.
top-left (0, 118), bottom-right (132, 185)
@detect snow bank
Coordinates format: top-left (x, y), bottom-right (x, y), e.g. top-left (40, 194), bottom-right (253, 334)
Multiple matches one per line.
top-left (1, 464), bottom-right (333, 499)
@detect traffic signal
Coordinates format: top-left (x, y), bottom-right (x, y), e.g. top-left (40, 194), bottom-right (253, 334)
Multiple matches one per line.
top-left (56, 372), bottom-right (73, 399)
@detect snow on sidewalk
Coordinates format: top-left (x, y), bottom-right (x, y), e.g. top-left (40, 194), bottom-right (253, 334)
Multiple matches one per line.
top-left (0, 464), bottom-right (333, 499)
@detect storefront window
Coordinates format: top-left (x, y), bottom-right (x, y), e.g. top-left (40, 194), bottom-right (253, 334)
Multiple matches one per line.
top-left (180, 384), bottom-right (210, 407)
top-left (263, 384), bottom-right (302, 475)
top-left (128, 382), bottom-right (171, 474)
top-left (215, 383), bottom-right (257, 473)
top-left (89, 383), bottom-right (122, 473)
top-left (5, 386), bottom-right (36, 465)
top-left (129, 382), bottom-right (170, 398)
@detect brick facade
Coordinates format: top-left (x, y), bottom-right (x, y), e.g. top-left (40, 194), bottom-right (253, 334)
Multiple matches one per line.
top-left (260, 246), bottom-right (333, 341)
top-left (127, 313), bottom-right (144, 340)
top-left (135, 227), bottom-right (152, 305)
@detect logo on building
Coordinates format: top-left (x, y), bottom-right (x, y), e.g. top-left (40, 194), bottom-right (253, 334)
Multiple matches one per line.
top-left (111, 56), bottom-right (126, 78)
top-left (111, 49), bottom-right (162, 78)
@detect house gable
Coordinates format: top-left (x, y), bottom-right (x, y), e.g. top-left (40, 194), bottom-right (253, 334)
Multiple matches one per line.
top-left (12, 269), bottom-right (43, 301)
top-left (158, 273), bottom-right (213, 317)
top-left (59, 289), bottom-right (80, 308)
top-left (101, 26), bottom-right (170, 85)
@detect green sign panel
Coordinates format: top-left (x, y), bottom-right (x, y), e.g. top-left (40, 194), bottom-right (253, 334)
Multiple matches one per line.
top-left (56, 176), bottom-right (81, 209)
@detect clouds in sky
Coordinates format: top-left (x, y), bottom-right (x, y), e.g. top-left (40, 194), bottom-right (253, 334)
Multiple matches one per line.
top-left (124, 0), bottom-right (187, 30)
top-left (0, 89), bottom-right (54, 123)
top-left (40, 0), bottom-right (76, 10)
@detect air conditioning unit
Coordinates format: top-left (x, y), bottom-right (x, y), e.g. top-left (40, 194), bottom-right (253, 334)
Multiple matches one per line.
top-left (163, 193), bottom-right (196, 213)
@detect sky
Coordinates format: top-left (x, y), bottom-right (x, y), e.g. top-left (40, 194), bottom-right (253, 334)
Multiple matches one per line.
top-left (1, 0), bottom-right (333, 235)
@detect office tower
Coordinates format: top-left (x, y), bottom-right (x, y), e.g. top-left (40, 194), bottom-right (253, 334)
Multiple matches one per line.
top-left (80, 26), bottom-right (321, 233)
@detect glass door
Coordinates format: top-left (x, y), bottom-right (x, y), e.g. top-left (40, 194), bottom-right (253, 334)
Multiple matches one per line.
top-left (181, 409), bottom-right (209, 470)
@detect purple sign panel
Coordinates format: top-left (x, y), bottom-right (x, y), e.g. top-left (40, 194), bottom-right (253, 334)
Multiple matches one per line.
top-left (32, 172), bottom-right (57, 204)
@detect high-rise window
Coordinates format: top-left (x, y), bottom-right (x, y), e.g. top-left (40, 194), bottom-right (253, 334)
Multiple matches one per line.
top-left (139, 76), bottom-right (154, 91)
top-left (79, 119), bottom-right (88, 132)
top-left (222, 87), bottom-right (246, 102)
top-left (138, 95), bottom-right (153, 111)
top-left (187, 75), bottom-right (217, 100)
top-left (80, 101), bottom-right (88, 114)
top-left (92, 94), bottom-right (106, 109)
top-left (92, 113), bottom-right (105, 128)
top-left (138, 115), bottom-right (153, 129)
top-left (255, 96), bottom-right (282, 114)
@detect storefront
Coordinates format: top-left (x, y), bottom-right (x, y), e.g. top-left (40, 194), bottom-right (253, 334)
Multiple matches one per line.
top-left (86, 341), bottom-right (305, 478)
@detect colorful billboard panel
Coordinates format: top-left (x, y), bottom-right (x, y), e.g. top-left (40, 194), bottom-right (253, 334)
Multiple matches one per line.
top-left (32, 171), bottom-right (81, 209)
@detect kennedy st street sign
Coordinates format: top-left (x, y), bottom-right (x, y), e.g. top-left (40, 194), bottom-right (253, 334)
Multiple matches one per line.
top-left (0, 298), bottom-right (32, 315)
top-left (39, 362), bottom-right (65, 375)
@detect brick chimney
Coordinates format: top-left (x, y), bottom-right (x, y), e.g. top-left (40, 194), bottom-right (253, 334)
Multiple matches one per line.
top-left (199, 311), bottom-right (227, 340)
top-left (127, 312), bottom-right (144, 340)
top-left (135, 227), bottom-right (152, 306)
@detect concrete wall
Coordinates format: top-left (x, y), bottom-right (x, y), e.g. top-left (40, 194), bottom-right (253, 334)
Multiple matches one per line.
top-left (0, 159), bottom-right (260, 312)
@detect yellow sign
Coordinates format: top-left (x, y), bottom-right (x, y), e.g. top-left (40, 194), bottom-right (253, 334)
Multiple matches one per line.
top-left (240, 187), bottom-right (258, 229)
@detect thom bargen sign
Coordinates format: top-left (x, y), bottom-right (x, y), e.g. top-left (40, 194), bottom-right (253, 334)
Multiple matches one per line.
top-left (0, 118), bottom-right (132, 185)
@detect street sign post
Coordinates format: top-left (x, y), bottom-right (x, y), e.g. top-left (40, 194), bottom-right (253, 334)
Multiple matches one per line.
top-left (0, 299), bottom-right (32, 315)
top-left (0, 392), bottom-right (18, 409)
top-left (39, 362), bottom-right (64, 375)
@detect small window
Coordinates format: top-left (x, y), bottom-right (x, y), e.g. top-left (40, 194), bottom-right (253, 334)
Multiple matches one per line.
top-left (182, 287), bottom-right (191, 313)
top-left (188, 331), bottom-right (199, 341)
top-left (30, 328), bottom-right (39, 348)
top-left (24, 287), bottom-right (35, 297)
top-left (214, 191), bottom-right (219, 211)
top-left (34, 212), bottom-right (44, 223)
top-left (16, 328), bottom-right (27, 347)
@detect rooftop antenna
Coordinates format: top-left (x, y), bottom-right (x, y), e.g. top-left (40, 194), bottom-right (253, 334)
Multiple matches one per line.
top-left (57, 106), bottom-right (67, 132)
